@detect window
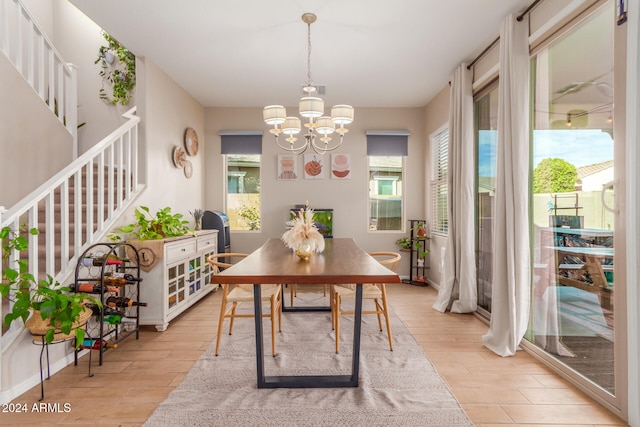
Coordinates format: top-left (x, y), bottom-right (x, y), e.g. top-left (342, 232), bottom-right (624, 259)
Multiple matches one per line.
top-left (366, 131), bottom-right (408, 231)
top-left (368, 156), bottom-right (404, 231)
top-left (220, 131), bottom-right (263, 232)
top-left (226, 154), bottom-right (261, 231)
top-left (430, 126), bottom-right (449, 234)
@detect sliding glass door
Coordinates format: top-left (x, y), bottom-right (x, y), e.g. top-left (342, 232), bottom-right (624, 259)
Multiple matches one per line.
top-left (475, 85), bottom-right (498, 314)
top-left (527, 2), bottom-right (617, 395)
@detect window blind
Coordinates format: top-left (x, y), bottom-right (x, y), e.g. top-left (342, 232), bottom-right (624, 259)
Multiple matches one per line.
top-left (219, 131), bottom-right (263, 154)
top-left (430, 126), bottom-right (449, 234)
top-left (366, 130), bottom-right (409, 156)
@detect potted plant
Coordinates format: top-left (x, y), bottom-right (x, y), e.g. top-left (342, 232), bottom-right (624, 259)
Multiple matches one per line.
top-left (416, 222), bottom-right (427, 237)
top-left (415, 240), bottom-right (430, 268)
top-left (95, 31), bottom-right (136, 106)
top-left (1, 226), bottom-right (101, 347)
top-left (395, 237), bottom-right (412, 252)
top-left (108, 206), bottom-right (191, 241)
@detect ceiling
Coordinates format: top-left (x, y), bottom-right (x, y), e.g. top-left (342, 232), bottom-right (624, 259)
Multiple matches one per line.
top-left (69, 0), bottom-right (531, 109)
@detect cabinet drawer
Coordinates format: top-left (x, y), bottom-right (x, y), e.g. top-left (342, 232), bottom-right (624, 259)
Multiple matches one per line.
top-left (166, 240), bottom-right (196, 263)
top-left (197, 234), bottom-right (217, 251)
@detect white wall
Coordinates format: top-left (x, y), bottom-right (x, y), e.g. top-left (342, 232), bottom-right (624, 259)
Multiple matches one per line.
top-left (0, 55), bottom-right (72, 207)
top-left (53, 0), bottom-right (135, 155)
top-left (204, 107), bottom-right (426, 277)
top-left (125, 57), bottom-right (205, 224)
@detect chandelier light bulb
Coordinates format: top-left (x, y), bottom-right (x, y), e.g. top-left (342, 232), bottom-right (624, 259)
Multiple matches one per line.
top-left (263, 105), bottom-right (287, 125)
top-left (282, 117), bottom-right (302, 135)
top-left (316, 116), bottom-right (335, 135)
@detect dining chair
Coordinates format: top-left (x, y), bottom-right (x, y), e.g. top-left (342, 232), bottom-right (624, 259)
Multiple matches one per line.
top-left (208, 253), bottom-right (282, 356)
top-left (330, 251), bottom-right (401, 354)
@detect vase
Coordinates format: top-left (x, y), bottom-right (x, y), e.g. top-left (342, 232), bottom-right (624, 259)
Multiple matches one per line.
top-left (295, 239), bottom-right (313, 261)
top-left (194, 219), bottom-right (202, 231)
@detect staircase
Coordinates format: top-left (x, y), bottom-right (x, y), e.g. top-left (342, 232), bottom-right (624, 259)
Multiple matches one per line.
top-left (0, 0), bottom-right (145, 346)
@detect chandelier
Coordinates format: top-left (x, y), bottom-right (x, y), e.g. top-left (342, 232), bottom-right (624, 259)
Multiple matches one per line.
top-left (263, 13), bottom-right (354, 154)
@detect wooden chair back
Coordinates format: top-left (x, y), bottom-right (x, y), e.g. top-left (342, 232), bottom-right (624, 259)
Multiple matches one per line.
top-left (368, 252), bottom-right (401, 273)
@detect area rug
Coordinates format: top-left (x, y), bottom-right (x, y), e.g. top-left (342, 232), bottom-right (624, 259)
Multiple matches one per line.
top-left (144, 291), bottom-right (473, 426)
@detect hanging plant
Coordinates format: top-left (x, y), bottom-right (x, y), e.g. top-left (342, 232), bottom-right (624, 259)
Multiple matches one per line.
top-left (95, 31), bottom-right (136, 106)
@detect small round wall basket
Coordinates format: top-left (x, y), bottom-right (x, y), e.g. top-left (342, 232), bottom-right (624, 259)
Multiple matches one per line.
top-left (172, 146), bottom-right (187, 168)
top-left (184, 127), bottom-right (199, 156)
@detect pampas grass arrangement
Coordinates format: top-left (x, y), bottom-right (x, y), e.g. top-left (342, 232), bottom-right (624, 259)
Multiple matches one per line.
top-left (282, 208), bottom-right (325, 254)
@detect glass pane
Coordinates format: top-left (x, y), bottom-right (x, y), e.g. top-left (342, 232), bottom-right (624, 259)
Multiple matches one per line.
top-left (475, 87), bottom-right (498, 312)
top-left (528, 4), bottom-right (615, 394)
top-left (368, 156), bottom-right (403, 231)
top-left (226, 154), bottom-right (261, 231)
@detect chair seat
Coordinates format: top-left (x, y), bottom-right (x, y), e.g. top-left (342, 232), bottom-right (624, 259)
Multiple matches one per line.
top-left (332, 283), bottom-right (382, 299)
top-left (228, 284), bottom-right (281, 303)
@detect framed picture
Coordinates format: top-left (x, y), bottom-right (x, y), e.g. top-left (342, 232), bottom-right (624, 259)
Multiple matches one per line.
top-left (303, 154), bottom-right (324, 179)
top-left (331, 153), bottom-right (351, 179)
top-left (277, 155), bottom-right (298, 180)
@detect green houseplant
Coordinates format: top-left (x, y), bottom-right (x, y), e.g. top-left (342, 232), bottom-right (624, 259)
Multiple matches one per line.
top-left (108, 206), bottom-right (191, 241)
top-left (1, 226), bottom-right (101, 347)
top-left (395, 237), bottom-right (412, 251)
top-left (95, 31), bottom-right (136, 106)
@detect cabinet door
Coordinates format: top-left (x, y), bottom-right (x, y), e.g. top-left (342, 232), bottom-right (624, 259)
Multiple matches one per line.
top-left (201, 247), bottom-right (217, 288)
top-left (188, 254), bottom-right (203, 296)
top-left (167, 260), bottom-right (187, 312)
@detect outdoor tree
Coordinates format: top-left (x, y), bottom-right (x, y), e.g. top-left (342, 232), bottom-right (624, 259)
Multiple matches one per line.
top-left (533, 157), bottom-right (578, 193)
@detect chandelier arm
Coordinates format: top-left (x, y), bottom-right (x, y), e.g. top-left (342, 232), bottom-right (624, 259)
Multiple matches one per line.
top-left (274, 134), bottom-right (310, 155)
top-left (310, 135), bottom-right (344, 154)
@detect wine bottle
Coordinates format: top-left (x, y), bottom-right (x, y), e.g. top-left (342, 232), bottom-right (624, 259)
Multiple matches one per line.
top-left (103, 314), bottom-right (137, 325)
top-left (102, 276), bottom-right (127, 287)
top-left (68, 282), bottom-right (119, 294)
top-left (85, 304), bottom-right (124, 318)
top-left (93, 254), bottom-right (123, 266)
top-left (106, 296), bottom-right (148, 308)
top-left (108, 273), bottom-right (143, 283)
top-left (80, 339), bottom-right (117, 350)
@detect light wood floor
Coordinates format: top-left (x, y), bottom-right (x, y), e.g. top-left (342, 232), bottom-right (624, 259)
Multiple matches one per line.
top-left (1, 284), bottom-right (628, 426)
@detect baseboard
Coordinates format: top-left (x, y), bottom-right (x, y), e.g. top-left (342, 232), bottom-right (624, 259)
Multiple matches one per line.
top-left (0, 346), bottom-right (86, 405)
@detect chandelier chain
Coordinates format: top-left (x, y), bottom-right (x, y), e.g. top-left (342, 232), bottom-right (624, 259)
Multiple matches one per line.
top-left (306, 21), bottom-right (313, 88)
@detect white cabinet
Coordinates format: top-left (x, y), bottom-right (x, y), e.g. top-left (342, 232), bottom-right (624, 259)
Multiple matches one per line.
top-left (139, 231), bottom-right (218, 331)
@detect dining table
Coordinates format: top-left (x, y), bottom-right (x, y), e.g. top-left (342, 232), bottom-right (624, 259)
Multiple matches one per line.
top-left (209, 237), bottom-right (401, 388)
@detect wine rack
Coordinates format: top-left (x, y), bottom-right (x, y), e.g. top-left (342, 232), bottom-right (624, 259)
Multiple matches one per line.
top-left (72, 242), bottom-right (143, 366)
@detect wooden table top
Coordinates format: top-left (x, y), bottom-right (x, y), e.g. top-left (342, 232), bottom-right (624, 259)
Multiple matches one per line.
top-left (210, 238), bottom-right (401, 285)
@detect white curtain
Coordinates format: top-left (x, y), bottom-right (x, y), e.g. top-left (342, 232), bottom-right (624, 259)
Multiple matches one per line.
top-left (481, 13), bottom-right (531, 357)
top-left (432, 64), bottom-right (477, 313)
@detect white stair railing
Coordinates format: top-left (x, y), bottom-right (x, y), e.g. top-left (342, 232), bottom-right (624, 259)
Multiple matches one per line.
top-left (0, 0), bottom-right (78, 157)
top-left (0, 108), bottom-right (144, 343)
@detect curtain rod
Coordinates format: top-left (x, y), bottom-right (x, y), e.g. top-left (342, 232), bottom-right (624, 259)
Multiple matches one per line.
top-left (517, 0), bottom-right (542, 21)
top-left (466, 0), bottom-right (542, 70)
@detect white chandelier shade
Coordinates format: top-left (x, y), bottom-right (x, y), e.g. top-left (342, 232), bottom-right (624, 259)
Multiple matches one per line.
top-left (263, 13), bottom-right (354, 154)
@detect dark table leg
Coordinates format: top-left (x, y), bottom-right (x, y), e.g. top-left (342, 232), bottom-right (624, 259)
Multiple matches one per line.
top-left (254, 283), bottom-right (362, 388)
